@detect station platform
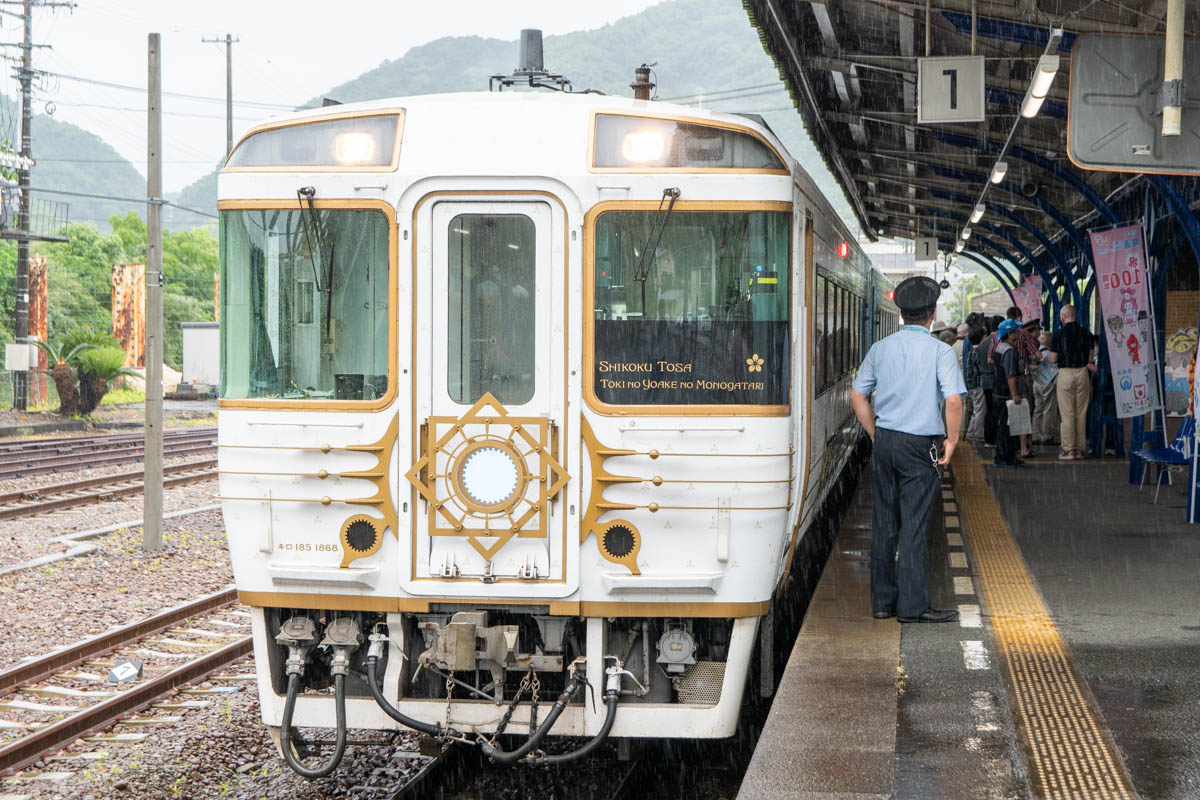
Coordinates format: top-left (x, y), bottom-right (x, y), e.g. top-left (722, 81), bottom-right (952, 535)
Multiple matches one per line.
top-left (739, 444), bottom-right (1200, 800)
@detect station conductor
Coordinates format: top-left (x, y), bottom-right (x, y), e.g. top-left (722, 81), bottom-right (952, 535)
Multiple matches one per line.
top-left (850, 276), bottom-right (965, 623)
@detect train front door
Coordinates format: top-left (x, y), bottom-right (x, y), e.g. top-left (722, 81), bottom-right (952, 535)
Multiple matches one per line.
top-left (404, 196), bottom-right (575, 597)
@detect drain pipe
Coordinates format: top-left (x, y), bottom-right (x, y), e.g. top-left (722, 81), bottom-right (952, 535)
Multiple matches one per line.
top-left (1163, 0), bottom-right (1185, 136)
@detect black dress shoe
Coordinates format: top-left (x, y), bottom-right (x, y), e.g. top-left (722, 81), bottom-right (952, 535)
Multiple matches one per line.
top-left (872, 610), bottom-right (895, 619)
top-left (898, 608), bottom-right (959, 623)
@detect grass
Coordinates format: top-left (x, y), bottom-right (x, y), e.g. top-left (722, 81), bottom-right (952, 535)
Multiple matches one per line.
top-left (101, 387), bottom-right (146, 405)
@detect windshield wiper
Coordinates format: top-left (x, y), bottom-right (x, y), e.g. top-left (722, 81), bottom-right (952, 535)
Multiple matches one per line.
top-left (296, 186), bottom-right (330, 293)
top-left (632, 187), bottom-right (680, 316)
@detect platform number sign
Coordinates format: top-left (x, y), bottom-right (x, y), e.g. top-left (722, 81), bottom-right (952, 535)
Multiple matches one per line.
top-left (915, 237), bottom-right (938, 261)
top-left (918, 56), bottom-right (985, 124)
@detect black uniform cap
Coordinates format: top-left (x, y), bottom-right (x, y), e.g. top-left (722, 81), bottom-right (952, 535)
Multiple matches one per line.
top-left (893, 276), bottom-right (941, 313)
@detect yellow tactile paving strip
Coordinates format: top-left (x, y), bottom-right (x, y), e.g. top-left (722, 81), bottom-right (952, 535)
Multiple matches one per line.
top-left (953, 449), bottom-right (1138, 800)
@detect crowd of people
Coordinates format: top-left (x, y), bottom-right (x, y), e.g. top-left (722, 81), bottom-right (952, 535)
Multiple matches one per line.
top-left (943, 304), bottom-right (1097, 467)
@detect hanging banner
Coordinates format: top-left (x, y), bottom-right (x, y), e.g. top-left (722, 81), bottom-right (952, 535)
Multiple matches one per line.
top-left (1009, 274), bottom-right (1043, 323)
top-left (1164, 327), bottom-right (1198, 416)
top-left (1090, 224), bottom-right (1161, 418)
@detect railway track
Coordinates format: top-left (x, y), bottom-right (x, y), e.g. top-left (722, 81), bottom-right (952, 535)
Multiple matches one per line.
top-left (0, 427), bottom-right (217, 480)
top-left (0, 587), bottom-right (252, 776)
top-left (0, 459), bottom-right (217, 521)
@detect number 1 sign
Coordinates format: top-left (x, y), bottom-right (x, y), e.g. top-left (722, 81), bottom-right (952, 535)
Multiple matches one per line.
top-left (917, 56), bottom-right (985, 124)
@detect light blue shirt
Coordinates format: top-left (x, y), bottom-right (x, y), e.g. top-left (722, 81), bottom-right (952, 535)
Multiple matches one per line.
top-left (852, 325), bottom-right (967, 437)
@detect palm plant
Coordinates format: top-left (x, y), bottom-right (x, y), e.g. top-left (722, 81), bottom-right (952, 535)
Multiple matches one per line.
top-left (32, 339), bottom-right (97, 414)
top-left (75, 346), bottom-right (139, 415)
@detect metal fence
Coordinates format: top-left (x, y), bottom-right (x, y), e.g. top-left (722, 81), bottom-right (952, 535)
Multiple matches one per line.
top-left (1, 371), bottom-right (62, 412)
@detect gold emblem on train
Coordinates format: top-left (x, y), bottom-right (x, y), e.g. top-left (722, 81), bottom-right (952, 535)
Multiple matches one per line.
top-left (406, 392), bottom-right (569, 562)
top-left (745, 353), bottom-right (763, 372)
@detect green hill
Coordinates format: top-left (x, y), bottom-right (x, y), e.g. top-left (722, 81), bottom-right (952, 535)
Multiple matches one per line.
top-left (0, 95), bottom-right (142, 232)
top-left (175, 0), bottom-right (855, 229)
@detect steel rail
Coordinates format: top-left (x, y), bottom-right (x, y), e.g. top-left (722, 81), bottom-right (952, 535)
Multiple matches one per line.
top-left (0, 461), bottom-right (217, 519)
top-left (0, 636), bottom-right (252, 775)
top-left (0, 587), bottom-right (238, 697)
top-left (0, 443), bottom-right (218, 480)
top-left (0, 427), bottom-right (216, 455)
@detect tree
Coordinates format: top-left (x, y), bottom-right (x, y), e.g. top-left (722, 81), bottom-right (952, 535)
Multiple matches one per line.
top-left (944, 270), bottom-right (1002, 322)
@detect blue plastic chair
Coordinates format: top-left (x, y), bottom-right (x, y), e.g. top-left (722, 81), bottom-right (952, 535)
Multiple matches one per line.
top-left (1137, 417), bottom-right (1195, 503)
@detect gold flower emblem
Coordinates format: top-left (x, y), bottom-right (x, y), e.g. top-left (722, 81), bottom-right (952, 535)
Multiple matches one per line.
top-left (746, 353), bottom-right (764, 372)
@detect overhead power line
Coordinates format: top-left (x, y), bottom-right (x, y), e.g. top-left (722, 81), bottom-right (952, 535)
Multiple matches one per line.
top-left (28, 66), bottom-right (294, 110)
top-left (30, 185), bottom-right (216, 218)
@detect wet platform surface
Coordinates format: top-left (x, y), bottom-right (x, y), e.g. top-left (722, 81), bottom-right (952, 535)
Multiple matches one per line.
top-left (739, 444), bottom-right (1200, 799)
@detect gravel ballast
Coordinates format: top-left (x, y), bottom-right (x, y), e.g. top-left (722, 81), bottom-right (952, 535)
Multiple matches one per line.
top-left (0, 504), bottom-right (229, 671)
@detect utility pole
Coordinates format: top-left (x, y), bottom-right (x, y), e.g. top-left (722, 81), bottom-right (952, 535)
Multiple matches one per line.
top-left (202, 33), bottom-right (238, 157)
top-left (13, 0), bottom-right (32, 410)
top-left (3, 0), bottom-right (72, 410)
top-left (144, 32), bottom-right (163, 551)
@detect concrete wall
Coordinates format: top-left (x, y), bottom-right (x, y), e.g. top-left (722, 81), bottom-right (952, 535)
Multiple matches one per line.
top-left (181, 322), bottom-right (219, 386)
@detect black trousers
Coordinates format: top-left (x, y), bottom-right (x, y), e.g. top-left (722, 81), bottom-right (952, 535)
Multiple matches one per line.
top-left (870, 427), bottom-right (941, 618)
top-left (982, 388), bottom-right (997, 444)
top-left (991, 395), bottom-right (1018, 465)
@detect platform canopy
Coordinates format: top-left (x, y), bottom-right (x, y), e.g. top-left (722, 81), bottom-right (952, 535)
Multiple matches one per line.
top-left (741, 0), bottom-right (1199, 263)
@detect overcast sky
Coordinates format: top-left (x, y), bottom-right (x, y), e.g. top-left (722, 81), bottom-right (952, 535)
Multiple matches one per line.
top-left (8, 0), bottom-right (665, 192)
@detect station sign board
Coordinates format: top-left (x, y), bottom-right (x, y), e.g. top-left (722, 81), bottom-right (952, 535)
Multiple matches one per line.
top-left (914, 237), bottom-right (939, 261)
top-left (917, 56), bottom-right (985, 124)
top-left (1068, 33), bottom-right (1200, 174)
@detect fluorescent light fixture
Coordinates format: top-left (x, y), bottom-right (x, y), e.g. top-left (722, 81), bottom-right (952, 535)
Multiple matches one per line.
top-left (955, 241), bottom-right (964, 253)
top-left (961, 227), bottom-right (972, 240)
top-left (332, 131), bottom-right (378, 164)
top-left (621, 130), bottom-right (666, 162)
top-left (1020, 55), bottom-right (1060, 118)
top-left (507, 243), bottom-right (520, 250)
top-left (970, 203), bottom-right (986, 224)
top-left (990, 161), bottom-right (1008, 184)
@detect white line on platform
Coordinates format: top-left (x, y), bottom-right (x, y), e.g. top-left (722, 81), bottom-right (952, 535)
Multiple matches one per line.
top-left (961, 640), bottom-right (991, 670)
top-left (953, 576), bottom-right (975, 595)
top-left (949, 552), bottom-right (968, 569)
top-left (946, 533), bottom-right (963, 546)
top-left (945, 515), bottom-right (961, 528)
top-left (958, 604), bottom-right (982, 628)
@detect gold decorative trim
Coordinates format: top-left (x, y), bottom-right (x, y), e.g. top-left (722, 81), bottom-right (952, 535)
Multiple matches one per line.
top-left (406, 392), bottom-right (570, 563)
top-left (216, 198), bottom-right (399, 411)
top-left (580, 416), bottom-right (639, 546)
top-left (222, 108), bottom-right (405, 173)
top-left (597, 520), bottom-right (642, 575)
top-left (582, 200), bottom-right (792, 417)
top-left (238, 591), bottom-right (765, 619)
top-left (339, 414), bottom-right (401, 567)
top-left (586, 110), bottom-right (790, 175)
top-left (578, 600), bottom-right (769, 618)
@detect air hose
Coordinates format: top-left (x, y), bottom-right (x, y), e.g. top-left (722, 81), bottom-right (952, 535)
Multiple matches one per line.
top-left (365, 635), bottom-right (443, 737)
top-left (479, 671), bottom-right (585, 764)
top-left (533, 690), bottom-right (619, 765)
top-left (279, 671), bottom-right (348, 780)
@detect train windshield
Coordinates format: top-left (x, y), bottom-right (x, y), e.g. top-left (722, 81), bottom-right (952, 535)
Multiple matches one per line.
top-left (592, 209), bottom-right (790, 407)
top-left (219, 207), bottom-right (390, 402)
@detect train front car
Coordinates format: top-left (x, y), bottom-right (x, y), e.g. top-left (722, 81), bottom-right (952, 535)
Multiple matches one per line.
top-left (218, 93), bottom-right (808, 772)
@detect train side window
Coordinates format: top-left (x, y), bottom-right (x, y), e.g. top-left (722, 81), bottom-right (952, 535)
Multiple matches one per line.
top-left (816, 274), bottom-right (828, 391)
top-left (447, 213), bottom-right (536, 406)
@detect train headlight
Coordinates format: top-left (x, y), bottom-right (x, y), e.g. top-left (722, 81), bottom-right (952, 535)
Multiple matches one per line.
top-left (332, 131), bottom-right (378, 164)
top-left (621, 130), bottom-right (666, 162)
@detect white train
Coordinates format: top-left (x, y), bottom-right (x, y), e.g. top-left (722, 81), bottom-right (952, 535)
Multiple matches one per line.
top-left (217, 77), bottom-right (898, 774)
